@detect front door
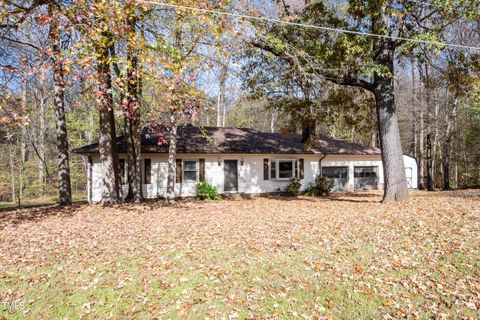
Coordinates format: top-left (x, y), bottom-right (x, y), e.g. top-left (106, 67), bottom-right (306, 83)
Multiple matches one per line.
top-left (405, 167), bottom-right (413, 188)
top-left (224, 160), bottom-right (238, 192)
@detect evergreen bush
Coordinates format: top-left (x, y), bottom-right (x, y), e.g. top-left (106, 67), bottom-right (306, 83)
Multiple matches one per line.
top-left (282, 178), bottom-right (302, 196)
top-left (197, 182), bottom-right (221, 201)
top-left (304, 175), bottom-right (331, 196)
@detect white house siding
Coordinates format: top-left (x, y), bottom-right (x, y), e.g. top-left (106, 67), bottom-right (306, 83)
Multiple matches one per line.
top-left (89, 154), bottom-right (134, 202)
top-left (88, 153), bottom-right (387, 202)
top-left (237, 154), bottom-right (318, 194)
top-left (142, 154), bottom-right (318, 198)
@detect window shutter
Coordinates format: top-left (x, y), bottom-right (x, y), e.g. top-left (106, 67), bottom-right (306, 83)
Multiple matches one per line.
top-left (175, 159), bottom-right (182, 183)
top-left (299, 159), bottom-right (304, 179)
top-left (199, 159), bottom-right (205, 182)
top-left (263, 159), bottom-right (269, 180)
top-left (144, 159), bottom-right (151, 184)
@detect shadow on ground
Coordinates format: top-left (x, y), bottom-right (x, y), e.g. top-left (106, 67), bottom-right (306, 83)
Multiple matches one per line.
top-left (1, 190), bottom-right (477, 228)
top-left (0, 202), bottom-right (86, 227)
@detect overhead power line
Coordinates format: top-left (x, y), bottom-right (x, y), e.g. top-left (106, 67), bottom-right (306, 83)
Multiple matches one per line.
top-left (135, 0), bottom-right (480, 51)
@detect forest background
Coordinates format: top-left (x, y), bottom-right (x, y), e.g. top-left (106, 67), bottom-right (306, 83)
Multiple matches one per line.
top-left (0, 0), bottom-right (479, 205)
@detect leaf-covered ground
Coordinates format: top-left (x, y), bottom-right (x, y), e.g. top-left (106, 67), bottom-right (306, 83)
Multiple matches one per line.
top-left (1, 190), bottom-right (479, 319)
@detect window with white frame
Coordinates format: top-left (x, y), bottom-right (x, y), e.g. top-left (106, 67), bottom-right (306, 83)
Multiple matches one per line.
top-left (183, 160), bottom-right (198, 182)
top-left (270, 160), bottom-right (297, 180)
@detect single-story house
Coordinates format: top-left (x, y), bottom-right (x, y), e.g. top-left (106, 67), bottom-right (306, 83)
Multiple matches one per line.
top-left (73, 125), bottom-right (415, 203)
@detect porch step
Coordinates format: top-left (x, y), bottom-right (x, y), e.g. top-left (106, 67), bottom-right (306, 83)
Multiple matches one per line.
top-left (223, 193), bottom-right (255, 200)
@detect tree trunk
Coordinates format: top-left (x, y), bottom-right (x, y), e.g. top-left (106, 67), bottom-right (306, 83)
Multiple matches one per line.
top-left (426, 133), bottom-right (434, 191)
top-left (462, 134), bottom-right (467, 186)
top-left (216, 58), bottom-right (229, 127)
top-left (124, 4), bottom-right (142, 203)
top-left (417, 62), bottom-right (425, 190)
top-left (369, 131), bottom-right (377, 148)
top-left (38, 91), bottom-right (46, 192)
top-left (418, 105), bottom-right (425, 190)
top-left (129, 116), bottom-right (142, 202)
top-left (96, 34), bottom-right (120, 205)
top-left (443, 93), bottom-right (457, 190)
top-left (270, 109), bottom-right (276, 133)
top-left (110, 104), bottom-right (122, 200)
top-left (374, 75), bottom-right (409, 202)
top-left (369, 109), bottom-right (377, 148)
top-left (136, 23), bottom-right (144, 200)
top-left (166, 111), bottom-right (178, 203)
top-left (424, 63), bottom-right (435, 191)
top-left (9, 145), bottom-right (16, 202)
top-left (19, 77), bottom-right (27, 202)
top-left (125, 107), bottom-right (142, 203)
top-left (432, 93), bottom-right (440, 188)
top-left (371, 8), bottom-right (408, 202)
top-left (410, 61), bottom-right (417, 157)
top-left (99, 106), bottom-right (119, 205)
top-left (454, 162), bottom-right (458, 188)
top-left (49, 6), bottom-right (72, 205)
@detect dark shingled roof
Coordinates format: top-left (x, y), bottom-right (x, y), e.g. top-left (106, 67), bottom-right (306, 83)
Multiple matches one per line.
top-left (72, 125), bottom-right (380, 155)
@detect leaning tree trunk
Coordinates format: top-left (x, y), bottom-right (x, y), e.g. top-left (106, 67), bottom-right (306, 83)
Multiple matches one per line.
top-left (97, 36), bottom-right (120, 205)
top-left (374, 75), bottom-right (409, 202)
top-left (165, 110), bottom-right (178, 204)
top-left (49, 6), bottom-right (72, 205)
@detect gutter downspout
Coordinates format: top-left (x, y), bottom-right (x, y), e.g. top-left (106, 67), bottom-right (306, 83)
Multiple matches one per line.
top-left (88, 156), bottom-right (93, 204)
top-left (319, 154), bottom-right (327, 176)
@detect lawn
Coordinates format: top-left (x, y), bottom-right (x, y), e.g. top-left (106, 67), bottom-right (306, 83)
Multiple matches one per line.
top-left (0, 190), bottom-right (479, 319)
top-left (0, 195), bottom-right (87, 210)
